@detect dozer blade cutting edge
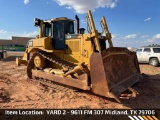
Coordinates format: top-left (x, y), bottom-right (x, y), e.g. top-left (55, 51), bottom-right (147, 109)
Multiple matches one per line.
top-left (90, 47), bottom-right (141, 103)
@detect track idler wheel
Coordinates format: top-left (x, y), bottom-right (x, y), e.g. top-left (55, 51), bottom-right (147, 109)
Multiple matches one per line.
top-left (34, 55), bottom-right (46, 69)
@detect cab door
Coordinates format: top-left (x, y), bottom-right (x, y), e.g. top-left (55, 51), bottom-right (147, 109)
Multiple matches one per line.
top-left (141, 48), bottom-right (151, 62)
top-left (53, 21), bottom-right (65, 50)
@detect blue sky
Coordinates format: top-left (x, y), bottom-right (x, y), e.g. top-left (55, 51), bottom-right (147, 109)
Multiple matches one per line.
top-left (0, 0), bottom-right (159, 48)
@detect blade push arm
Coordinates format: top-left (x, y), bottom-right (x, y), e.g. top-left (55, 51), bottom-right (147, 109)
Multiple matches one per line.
top-left (86, 10), bottom-right (101, 52)
top-left (100, 16), bottom-right (113, 47)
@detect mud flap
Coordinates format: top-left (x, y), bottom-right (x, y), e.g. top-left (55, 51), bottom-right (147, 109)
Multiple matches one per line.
top-left (90, 47), bottom-right (141, 102)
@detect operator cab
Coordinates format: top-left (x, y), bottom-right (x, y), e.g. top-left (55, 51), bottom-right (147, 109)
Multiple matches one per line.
top-left (51, 18), bottom-right (74, 50)
top-left (34, 17), bottom-right (74, 50)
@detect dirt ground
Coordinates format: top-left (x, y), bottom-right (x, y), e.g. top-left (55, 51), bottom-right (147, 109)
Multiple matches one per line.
top-left (0, 56), bottom-right (160, 109)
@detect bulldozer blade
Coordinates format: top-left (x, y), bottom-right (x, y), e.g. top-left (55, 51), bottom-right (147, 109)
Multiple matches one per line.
top-left (90, 47), bottom-right (141, 102)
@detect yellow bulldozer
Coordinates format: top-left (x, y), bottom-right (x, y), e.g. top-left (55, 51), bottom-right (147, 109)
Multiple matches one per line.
top-left (16, 10), bottom-right (141, 103)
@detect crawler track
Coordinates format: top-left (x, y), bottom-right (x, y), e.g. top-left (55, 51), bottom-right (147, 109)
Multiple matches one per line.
top-left (27, 52), bottom-right (76, 78)
top-left (27, 52), bottom-right (77, 92)
top-left (31, 77), bottom-right (76, 93)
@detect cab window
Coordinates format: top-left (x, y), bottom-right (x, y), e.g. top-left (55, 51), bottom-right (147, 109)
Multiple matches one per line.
top-left (43, 23), bottom-right (52, 37)
top-left (136, 49), bottom-right (142, 53)
top-left (153, 48), bottom-right (160, 53)
top-left (45, 26), bottom-right (51, 36)
top-left (144, 48), bottom-right (151, 53)
top-left (65, 21), bottom-right (74, 34)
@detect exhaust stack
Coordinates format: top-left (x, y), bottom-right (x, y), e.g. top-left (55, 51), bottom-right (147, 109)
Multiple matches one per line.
top-left (75, 15), bottom-right (79, 34)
